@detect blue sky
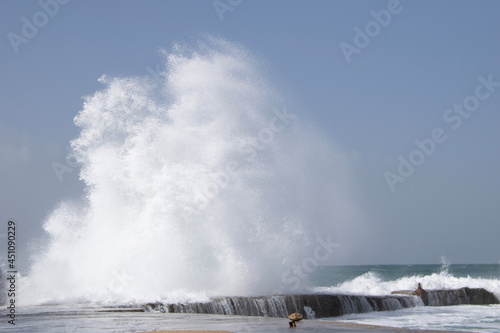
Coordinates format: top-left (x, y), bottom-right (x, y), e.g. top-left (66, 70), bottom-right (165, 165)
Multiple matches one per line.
top-left (1, 0), bottom-right (500, 271)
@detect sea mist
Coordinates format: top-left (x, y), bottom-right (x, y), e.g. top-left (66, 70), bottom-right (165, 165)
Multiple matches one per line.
top-left (22, 37), bottom-right (360, 306)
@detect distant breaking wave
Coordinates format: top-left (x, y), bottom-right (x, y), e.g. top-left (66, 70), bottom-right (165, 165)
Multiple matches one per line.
top-left (21, 36), bottom-right (362, 306)
top-left (315, 269), bottom-right (500, 300)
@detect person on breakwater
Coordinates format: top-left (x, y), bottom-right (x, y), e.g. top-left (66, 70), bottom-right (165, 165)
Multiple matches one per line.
top-left (414, 283), bottom-right (424, 297)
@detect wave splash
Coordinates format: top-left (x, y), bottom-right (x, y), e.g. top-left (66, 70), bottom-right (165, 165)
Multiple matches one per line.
top-left (21, 37), bottom-right (360, 306)
top-left (316, 266), bottom-right (500, 300)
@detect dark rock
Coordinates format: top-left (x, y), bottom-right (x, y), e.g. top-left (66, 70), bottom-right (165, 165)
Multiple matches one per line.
top-left (463, 287), bottom-right (500, 305)
top-left (392, 284), bottom-right (498, 306)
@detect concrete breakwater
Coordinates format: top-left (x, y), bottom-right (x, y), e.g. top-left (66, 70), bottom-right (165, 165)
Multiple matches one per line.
top-left (144, 287), bottom-right (499, 319)
top-left (144, 294), bottom-right (423, 318)
top-left (391, 285), bottom-right (500, 306)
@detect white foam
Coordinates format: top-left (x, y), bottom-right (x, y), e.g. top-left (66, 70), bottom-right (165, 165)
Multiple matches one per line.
top-left (21, 36), bottom-right (361, 306)
top-left (334, 305), bottom-right (500, 332)
top-left (314, 269), bottom-right (500, 300)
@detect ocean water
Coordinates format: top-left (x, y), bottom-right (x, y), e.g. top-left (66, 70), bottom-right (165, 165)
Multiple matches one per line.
top-left (2, 37), bottom-right (498, 331)
top-left (2, 264), bottom-right (500, 332)
top-left (313, 264), bottom-right (500, 332)
top-left (313, 264), bottom-right (500, 295)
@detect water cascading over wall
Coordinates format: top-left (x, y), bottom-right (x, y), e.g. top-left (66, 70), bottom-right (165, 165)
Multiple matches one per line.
top-left (145, 294), bottom-right (425, 318)
top-left (149, 288), bottom-right (499, 318)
